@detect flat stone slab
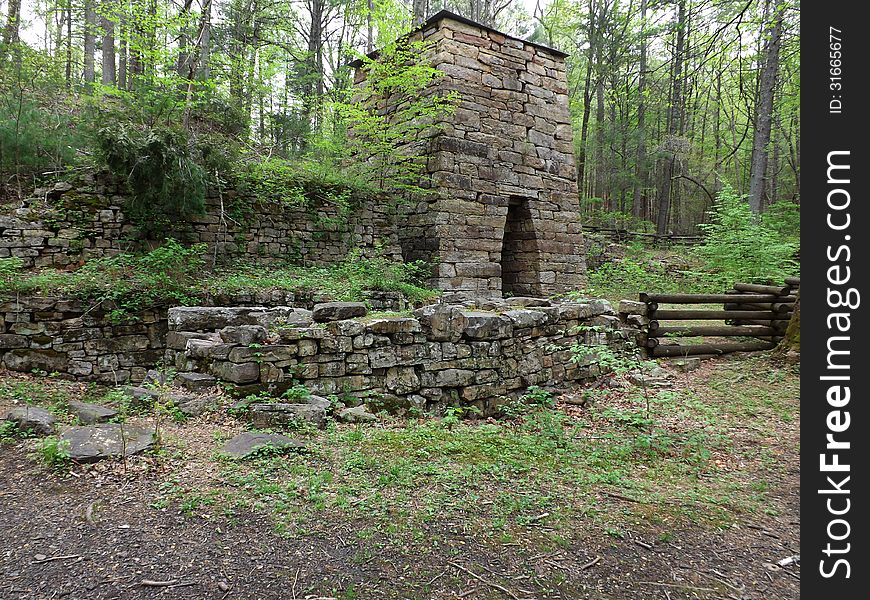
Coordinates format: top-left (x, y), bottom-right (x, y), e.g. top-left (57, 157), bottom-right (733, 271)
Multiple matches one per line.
top-left (507, 297), bottom-right (552, 307)
top-left (168, 307), bottom-right (312, 331)
top-left (59, 424), bottom-right (156, 463)
top-left (222, 432), bottom-right (305, 459)
top-left (219, 325), bottom-right (268, 345)
top-left (250, 403), bottom-right (326, 428)
top-left (175, 372), bottom-right (218, 392)
top-left (3, 406), bottom-right (55, 435)
top-left (312, 302), bottom-right (368, 322)
top-left (337, 405), bottom-right (377, 423)
top-left (169, 393), bottom-right (220, 417)
top-left (68, 401), bottom-right (118, 425)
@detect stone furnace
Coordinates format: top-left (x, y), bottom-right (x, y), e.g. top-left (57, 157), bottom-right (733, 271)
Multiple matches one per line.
top-left (351, 10), bottom-right (587, 299)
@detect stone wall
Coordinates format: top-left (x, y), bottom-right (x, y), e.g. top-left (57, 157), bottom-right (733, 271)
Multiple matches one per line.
top-left (0, 292), bottom-right (409, 384)
top-left (0, 174), bottom-right (401, 269)
top-left (352, 11), bottom-right (587, 300)
top-left (164, 298), bottom-right (640, 414)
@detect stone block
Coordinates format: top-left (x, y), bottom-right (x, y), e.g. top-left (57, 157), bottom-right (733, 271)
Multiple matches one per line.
top-left (211, 361), bottom-right (260, 384)
top-left (461, 311), bottom-right (513, 339)
top-left (312, 302), bottom-right (368, 322)
top-left (385, 366), bottom-right (421, 394)
top-left (220, 325), bottom-right (268, 345)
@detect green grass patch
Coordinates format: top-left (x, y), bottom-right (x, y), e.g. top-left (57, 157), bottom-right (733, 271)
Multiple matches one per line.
top-left (1, 244), bottom-right (437, 320)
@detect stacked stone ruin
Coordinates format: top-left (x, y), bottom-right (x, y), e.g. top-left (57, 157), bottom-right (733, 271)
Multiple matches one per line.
top-left (1, 13), bottom-right (603, 409)
top-left (352, 10), bottom-right (587, 299)
top-left (165, 299), bottom-right (639, 415)
top-left (0, 177), bottom-right (400, 270)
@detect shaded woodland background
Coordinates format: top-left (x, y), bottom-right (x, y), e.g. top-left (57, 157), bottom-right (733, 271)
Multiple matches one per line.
top-left (1, 0), bottom-right (799, 235)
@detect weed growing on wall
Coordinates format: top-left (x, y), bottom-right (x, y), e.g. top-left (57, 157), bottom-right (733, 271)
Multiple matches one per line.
top-left (334, 39), bottom-right (458, 195)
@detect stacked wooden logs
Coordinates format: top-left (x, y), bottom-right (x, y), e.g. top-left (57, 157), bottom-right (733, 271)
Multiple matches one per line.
top-left (638, 277), bottom-right (799, 357)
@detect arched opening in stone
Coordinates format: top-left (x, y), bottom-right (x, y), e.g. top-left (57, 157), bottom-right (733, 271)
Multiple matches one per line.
top-left (501, 196), bottom-right (541, 297)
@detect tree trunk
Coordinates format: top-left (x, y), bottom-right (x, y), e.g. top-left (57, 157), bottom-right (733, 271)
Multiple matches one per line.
top-left (0, 0), bottom-right (21, 61)
top-left (412, 0), bottom-right (427, 25)
top-left (118, 10), bottom-right (127, 89)
top-left (177, 0), bottom-right (195, 79)
top-left (366, 0), bottom-right (374, 53)
top-left (198, 0), bottom-right (212, 80)
top-left (576, 0), bottom-right (598, 197)
top-left (65, 1), bottom-right (73, 87)
top-left (594, 72), bottom-right (605, 202)
top-left (655, 0), bottom-right (685, 236)
top-left (100, 4), bottom-right (116, 85)
top-left (747, 0), bottom-right (784, 213)
top-left (632, 0), bottom-right (647, 219)
top-left (84, 0), bottom-right (97, 86)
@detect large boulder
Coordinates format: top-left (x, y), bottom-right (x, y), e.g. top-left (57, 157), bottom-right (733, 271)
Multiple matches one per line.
top-left (414, 304), bottom-right (467, 342)
top-left (337, 405), bottom-right (377, 423)
top-left (59, 424), bottom-right (156, 462)
top-left (3, 406), bottom-right (56, 436)
top-left (461, 311), bottom-right (513, 339)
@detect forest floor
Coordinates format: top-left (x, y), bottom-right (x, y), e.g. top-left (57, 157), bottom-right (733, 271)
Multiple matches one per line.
top-left (0, 352), bottom-right (799, 600)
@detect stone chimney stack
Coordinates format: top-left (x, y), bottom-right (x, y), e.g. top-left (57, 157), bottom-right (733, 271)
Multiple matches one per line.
top-left (352, 11), bottom-right (587, 299)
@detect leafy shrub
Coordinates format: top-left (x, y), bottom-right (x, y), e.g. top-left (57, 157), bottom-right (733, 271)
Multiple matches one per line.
top-left (0, 420), bottom-right (28, 443)
top-left (586, 256), bottom-right (698, 298)
top-left (95, 123), bottom-right (206, 235)
top-left (581, 205), bottom-right (656, 232)
top-left (334, 39), bottom-right (458, 194)
top-left (0, 100), bottom-right (82, 183)
top-left (694, 184), bottom-right (799, 289)
top-left (1, 239), bottom-right (206, 320)
top-left (0, 47), bottom-right (83, 189)
top-left (36, 436), bottom-right (72, 471)
top-left (203, 250), bottom-right (436, 304)
top-left (761, 199), bottom-right (800, 241)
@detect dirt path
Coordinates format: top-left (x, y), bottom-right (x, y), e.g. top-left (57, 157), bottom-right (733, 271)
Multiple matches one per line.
top-left (1, 354), bottom-right (800, 599)
top-left (0, 445), bottom-right (799, 599)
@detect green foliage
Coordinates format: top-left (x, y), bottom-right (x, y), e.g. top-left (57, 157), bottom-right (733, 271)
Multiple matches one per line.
top-left (334, 40), bottom-right (458, 194)
top-left (0, 45), bottom-right (83, 190)
top-left (1, 239), bottom-right (206, 321)
top-left (761, 199), bottom-right (800, 240)
top-left (0, 420), bottom-right (30, 443)
top-left (36, 436), bottom-right (72, 472)
top-left (235, 156), bottom-right (369, 212)
top-left (581, 205), bottom-right (656, 232)
top-left (695, 184), bottom-right (799, 289)
top-left (282, 384), bottom-right (312, 402)
top-left (0, 257), bottom-right (24, 286)
top-left (204, 250), bottom-right (436, 305)
top-left (95, 123), bottom-right (206, 235)
top-left (584, 255), bottom-right (703, 299)
top-left (521, 386), bottom-right (556, 407)
top-left (0, 99), bottom-right (82, 182)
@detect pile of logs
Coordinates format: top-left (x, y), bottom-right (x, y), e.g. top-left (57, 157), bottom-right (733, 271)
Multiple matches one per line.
top-left (638, 277), bottom-right (799, 357)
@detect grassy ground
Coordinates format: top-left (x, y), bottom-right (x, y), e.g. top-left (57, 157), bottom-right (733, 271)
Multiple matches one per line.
top-left (0, 352), bottom-right (800, 599)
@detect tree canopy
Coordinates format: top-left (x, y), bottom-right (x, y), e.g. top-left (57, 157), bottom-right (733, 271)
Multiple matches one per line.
top-left (1, 0), bottom-right (799, 235)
